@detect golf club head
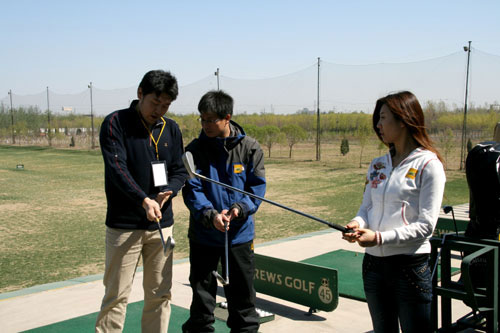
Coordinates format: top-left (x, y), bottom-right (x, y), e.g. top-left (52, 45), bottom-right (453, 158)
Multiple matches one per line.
top-left (155, 218), bottom-right (169, 254)
top-left (166, 236), bottom-right (175, 251)
top-left (182, 152), bottom-right (197, 179)
top-left (443, 205), bottom-right (453, 214)
top-left (212, 271), bottom-right (229, 286)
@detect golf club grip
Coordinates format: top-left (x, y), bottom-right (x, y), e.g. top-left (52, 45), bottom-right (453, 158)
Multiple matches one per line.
top-left (197, 173), bottom-right (348, 233)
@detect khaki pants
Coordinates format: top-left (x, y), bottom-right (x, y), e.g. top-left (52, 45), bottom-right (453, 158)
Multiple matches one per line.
top-left (95, 226), bottom-right (173, 333)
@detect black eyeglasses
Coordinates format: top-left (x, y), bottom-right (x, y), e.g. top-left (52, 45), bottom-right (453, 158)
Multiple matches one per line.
top-left (197, 117), bottom-right (222, 124)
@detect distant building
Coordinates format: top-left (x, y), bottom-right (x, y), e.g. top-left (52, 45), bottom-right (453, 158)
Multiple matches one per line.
top-left (296, 108), bottom-right (315, 115)
top-left (38, 128), bottom-right (89, 136)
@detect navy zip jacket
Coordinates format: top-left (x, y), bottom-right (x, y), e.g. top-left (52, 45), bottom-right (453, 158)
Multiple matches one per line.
top-left (183, 121), bottom-right (266, 246)
top-left (99, 100), bottom-right (188, 230)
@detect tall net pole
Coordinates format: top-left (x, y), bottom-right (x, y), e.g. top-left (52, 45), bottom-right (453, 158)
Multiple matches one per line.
top-left (215, 68), bottom-right (220, 91)
top-left (88, 82), bottom-right (95, 149)
top-left (460, 41), bottom-right (472, 170)
top-left (316, 57), bottom-right (321, 161)
top-left (47, 86), bottom-right (52, 147)
top-left (8, 90), bottom-right (15, 144)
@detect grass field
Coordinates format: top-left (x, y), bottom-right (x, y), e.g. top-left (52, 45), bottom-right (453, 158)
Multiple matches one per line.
top-left (0, 140), bottom-right (469, 293)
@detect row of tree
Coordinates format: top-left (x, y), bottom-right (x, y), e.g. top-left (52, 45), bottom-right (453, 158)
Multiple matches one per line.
top-left (1, 103), bottom-right (498, 157)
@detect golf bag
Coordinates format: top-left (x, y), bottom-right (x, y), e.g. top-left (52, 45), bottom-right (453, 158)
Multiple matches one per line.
top-left (465, 141), bottom-right (500, 240)
top-left (463, 141), bottom-right (500, 288)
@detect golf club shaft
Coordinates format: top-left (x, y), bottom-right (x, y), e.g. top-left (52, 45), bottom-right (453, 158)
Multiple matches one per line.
top-left (224, 220), bottom-right (229, 283)
top-left (195, 172), bottom-right (348, 233)
top-left (155, 218), bottom-right (168, 252)
top-left (451, 210), bottom-right (458, 236)
top-left (431, 233), bottom-right (449, 280)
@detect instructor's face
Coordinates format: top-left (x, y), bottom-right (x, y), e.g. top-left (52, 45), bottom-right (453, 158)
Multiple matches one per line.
top-left (137, 88), bottom-right (172, 125)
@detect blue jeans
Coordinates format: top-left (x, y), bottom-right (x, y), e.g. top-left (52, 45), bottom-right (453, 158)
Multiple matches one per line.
top-left (362, 253), bottom-right (432, 333)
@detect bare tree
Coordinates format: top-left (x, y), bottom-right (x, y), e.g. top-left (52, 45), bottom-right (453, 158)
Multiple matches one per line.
top-left (282, 124), bottom-right (307, 158)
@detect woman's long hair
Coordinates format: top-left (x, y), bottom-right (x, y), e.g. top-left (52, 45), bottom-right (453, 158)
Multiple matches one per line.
top-left (373, 91), bottom-right (443, 162)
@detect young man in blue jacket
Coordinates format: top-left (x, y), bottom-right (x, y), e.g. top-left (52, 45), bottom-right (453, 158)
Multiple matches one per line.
top-left (182, 90), bottom-right (266, 333)
top-left (96, 70), bottom-right (188, 332)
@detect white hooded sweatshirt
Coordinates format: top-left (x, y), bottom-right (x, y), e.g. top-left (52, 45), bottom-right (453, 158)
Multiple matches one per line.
top-left (353, 148), bottom-right (446, 257)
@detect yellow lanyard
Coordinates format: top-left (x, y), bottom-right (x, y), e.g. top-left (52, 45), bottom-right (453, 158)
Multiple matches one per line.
top-left (141, 118), bottom-right (166, 160)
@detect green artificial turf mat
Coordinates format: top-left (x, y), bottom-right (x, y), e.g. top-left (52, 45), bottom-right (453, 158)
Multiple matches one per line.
top-left (301, 249), bottom-right (459, 302)
top-left (302, 249), bottom-right (366, 301)
top-left (23, 301), bottom-right (229, 332)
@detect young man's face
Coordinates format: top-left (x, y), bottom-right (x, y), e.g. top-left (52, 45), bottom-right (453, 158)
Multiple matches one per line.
top-left (137, 88), bottom-right (172, 125)
top-left (199, 112), bottom-right (231, 138)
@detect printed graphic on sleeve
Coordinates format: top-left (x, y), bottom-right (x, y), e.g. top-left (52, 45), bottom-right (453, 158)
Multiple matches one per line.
top-left (405, 168), bottom-right (418, 179)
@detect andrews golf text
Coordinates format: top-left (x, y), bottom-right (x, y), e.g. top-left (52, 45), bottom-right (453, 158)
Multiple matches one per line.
top-left (254, 268), bottom-right (315, 294)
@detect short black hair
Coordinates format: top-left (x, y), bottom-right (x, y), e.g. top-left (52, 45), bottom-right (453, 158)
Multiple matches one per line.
top-left (139, 70), bottom-right (178, 101)
top-left (198, 90), bottom-right (233, 118)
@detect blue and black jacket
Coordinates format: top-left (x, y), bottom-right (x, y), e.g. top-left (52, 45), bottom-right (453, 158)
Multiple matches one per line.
top-left (183, 120), bottom-right (266, 247)
top-left (99, 100), bottom-right (188, 230)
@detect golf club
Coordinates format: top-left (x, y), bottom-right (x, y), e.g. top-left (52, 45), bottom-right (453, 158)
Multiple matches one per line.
top-left (443, 205), bottom-right (459, 236)
top-left (182, 151), bottom-right (352, 233)
top-left (443, 205), bottom-right (463, 258)
top-left (431, 232), bottom-right (449, 280)
top-left (431, 205), bottom-right (462, 279)
top-left (212, 220), bottom-right (230, 286)
top-left (155, 217), bottom-right (175, 254)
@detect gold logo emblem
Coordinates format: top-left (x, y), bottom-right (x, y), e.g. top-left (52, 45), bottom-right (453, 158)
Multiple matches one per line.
top-left (234, 164), bottom-right (244, 174)
top-left (406, 168), bottom-right (418, 179)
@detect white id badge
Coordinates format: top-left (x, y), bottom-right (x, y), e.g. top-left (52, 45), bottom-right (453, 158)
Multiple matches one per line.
top-left (151, 161), bottom-right (168, 187)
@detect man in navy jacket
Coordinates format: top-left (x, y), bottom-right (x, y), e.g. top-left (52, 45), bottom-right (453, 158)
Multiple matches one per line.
top-left (96, 70), bottom-right (187, 332)
top-left (182, 90), bottom-right (266, 333)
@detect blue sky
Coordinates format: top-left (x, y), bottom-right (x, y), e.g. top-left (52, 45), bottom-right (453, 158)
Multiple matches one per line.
top-left (1, 0), bottom-right (499, 96)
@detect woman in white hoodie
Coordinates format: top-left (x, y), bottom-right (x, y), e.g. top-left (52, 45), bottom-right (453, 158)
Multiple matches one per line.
top-left (343, 91), bottom-right (446, 333)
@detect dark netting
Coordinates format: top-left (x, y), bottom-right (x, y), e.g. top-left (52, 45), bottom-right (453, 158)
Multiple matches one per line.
top-left (1, 50), bottom-right (499, 116)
